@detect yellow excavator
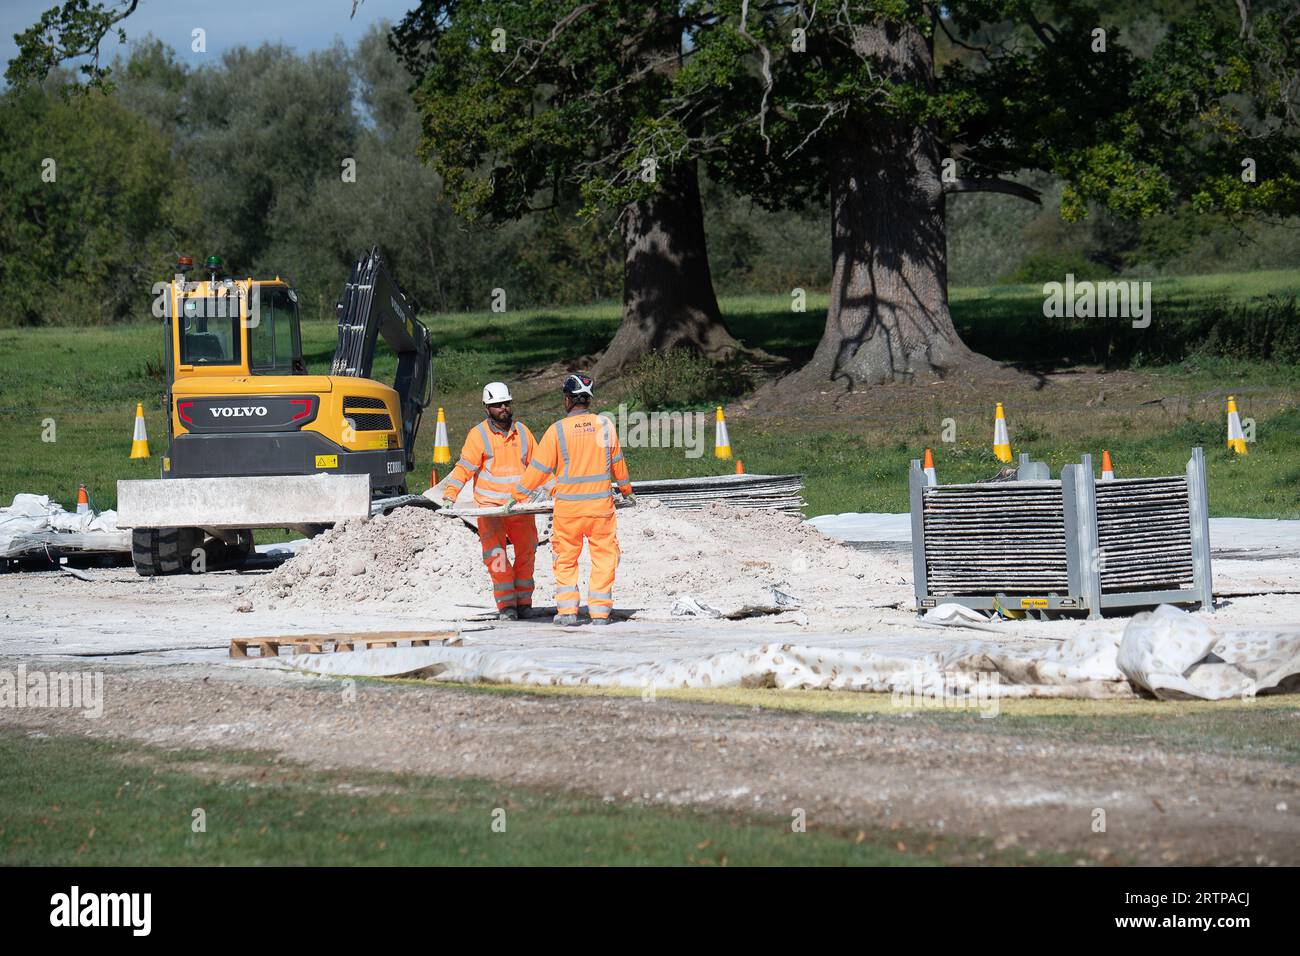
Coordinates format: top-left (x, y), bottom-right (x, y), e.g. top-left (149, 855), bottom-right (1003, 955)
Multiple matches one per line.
top-left (118, 247), bottom-right (432, 575)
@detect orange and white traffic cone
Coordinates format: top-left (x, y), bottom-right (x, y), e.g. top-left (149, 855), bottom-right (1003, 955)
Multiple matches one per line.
top-left (992, 403), bottom-right (1012, 463)
top-left (1226, 396), bottom-right (1248, 456)
top-left (735, 460), bottom-right (744, 475)
top-left (76, 483), bottom-right (90, 515)
top-left (1101, 450), bottom-right (1115, 480)
top-left (923, 448), bottom-right (938, 486)
top-left (714, 406), bottom-right (732, 460)
top-left (432, 407), bottom-right (452, 464)
top-left (129, 402), bottom-right (150, 458)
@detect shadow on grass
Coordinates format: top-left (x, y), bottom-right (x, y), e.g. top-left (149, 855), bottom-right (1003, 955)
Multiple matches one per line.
top-left (435, 314), bottom-right (619, 371)
top-left (308, 284), bottom-right (1300, 385)
top-left (954, 293), bottom-right (1300, 373)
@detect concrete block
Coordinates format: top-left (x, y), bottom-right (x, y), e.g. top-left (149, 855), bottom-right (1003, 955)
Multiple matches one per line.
top-left (117, 474), bottom-right (371, 529)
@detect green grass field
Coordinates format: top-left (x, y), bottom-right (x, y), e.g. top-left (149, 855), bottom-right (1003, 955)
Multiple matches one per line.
top-left (1, 269), bottom-right (1297, 519)
top-left (6, 687), bottom-right (1296, 864)
top-left (0, 730), bottom-right (1045, 866)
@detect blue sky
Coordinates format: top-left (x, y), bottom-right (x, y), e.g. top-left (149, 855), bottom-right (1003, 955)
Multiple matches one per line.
top-left (1, 0), bottom-right (415, 75)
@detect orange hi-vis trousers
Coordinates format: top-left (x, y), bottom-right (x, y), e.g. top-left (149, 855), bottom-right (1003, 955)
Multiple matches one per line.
top-left (478, 514), bottom-right (538, 611)
top-left (551, 512), bottom-right (620, 619)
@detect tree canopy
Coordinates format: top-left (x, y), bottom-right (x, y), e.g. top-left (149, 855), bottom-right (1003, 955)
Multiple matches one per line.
top-left (392, 0), bottom-right (1300, 383)
top-left (6, 0), bottom-right (140, 93)
top-left (393, 1), bottom-right (746, 374)
top-left (4, 0), bottom-right (1298, 345)
top-left (682, 0), bottom-right (1300, 384)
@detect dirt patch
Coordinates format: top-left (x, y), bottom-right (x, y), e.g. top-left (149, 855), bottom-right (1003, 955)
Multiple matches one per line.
top-left (735, 365), bottom-right (1293, 444)
top-left (4, 664), bottom-right (1297, 865)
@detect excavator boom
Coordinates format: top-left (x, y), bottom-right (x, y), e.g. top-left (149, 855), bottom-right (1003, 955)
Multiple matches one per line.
top-left (332, 247), bottom-right (432, 469)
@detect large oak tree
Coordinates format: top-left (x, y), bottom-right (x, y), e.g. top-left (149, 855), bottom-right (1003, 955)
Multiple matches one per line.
top-left (393, 1), bottom-right (742, 376)
top-left (686, 0), bottom-right (1299, 387)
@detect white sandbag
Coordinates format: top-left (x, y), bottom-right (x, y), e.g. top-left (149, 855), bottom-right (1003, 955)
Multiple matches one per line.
top-left (922, 603), bottom-right (991, 626)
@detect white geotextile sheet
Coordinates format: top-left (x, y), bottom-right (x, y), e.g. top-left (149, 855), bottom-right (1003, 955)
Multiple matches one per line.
top-left (806, 512), bottom-right (911, 542)
top-left (806, 512), bottom-right (1300, 551)
top-left (244, 605), bottom-right (1300, 701)
top-left (0, 493), bottom-right (122, 556)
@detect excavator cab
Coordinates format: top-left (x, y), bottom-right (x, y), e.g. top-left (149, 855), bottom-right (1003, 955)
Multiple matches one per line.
top-left (128, 248), bottom-right (433, 575)
top-left (170, 258), bottom-right (304, 377)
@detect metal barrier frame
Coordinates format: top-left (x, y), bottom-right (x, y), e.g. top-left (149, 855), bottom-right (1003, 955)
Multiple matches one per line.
top-left (910, 448), bottom-right (1213, 619)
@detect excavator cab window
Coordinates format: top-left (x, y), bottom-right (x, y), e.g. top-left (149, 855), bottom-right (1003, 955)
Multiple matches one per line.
top-left (179, 291), bottom-right (241, 365)
top-left (249, 285), bottom-right (304, 375)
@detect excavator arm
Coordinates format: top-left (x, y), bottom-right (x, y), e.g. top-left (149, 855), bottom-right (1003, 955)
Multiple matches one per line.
top-left (331, 247), bottom-right (432, 470)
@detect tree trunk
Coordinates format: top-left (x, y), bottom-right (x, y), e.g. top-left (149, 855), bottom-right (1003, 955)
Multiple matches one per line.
top-left (792, 18), bottom-right (989, 389)
top-left (592, 160), bottom-right (740, 377)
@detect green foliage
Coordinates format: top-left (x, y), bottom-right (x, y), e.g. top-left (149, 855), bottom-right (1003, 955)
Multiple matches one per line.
top-left (1193, 296), bottom-right (1300, 364)
top-left (4, 7), bottom-right (1298, 330)
top-left (180, 43), bottom-right (361, 279)
top-left (1051, 4), bottom-right (1300, 223)
top-left (4, 0), bottom-right (138, 93)
top-left (0, 24), bottom-right (633, 327)
top-left (1004, 250), bottom-right (1110, 285)
top-left (393, 1), bottom-right (708, 224)
top-left (624, 348), bottom-right (751, 411)
top-left (701, 179), bottom-right (829, 295)
top-left (692, 1), bottom-right (1299, 238)
top-left (510, 211), bottom-right (623, 306)
top-left (948, 176), bottom-right (1300, 288)
top-left (0, 83), bottom-right (198, 325)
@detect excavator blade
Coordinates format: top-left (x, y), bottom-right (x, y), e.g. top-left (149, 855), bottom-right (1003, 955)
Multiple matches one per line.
top-left (117, 474), bottom-right (370, 530)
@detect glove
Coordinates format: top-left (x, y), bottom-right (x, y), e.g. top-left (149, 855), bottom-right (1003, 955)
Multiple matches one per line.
top-left (441, 497), bottom-right (457, 509)
top-left (504, 498), bottom-right (519, 513)
top-left (621, 491), bottom-right (636, 505)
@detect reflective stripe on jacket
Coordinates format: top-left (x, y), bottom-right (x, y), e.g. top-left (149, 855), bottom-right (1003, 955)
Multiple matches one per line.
top-left (446, 419), bottom-right (538, 507)
top-left (513, 410), bottom-right (631, 516)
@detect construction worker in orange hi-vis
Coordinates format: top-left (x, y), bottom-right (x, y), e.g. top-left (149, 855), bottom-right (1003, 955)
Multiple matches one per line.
top-left (510, 373), bottom-right (632, 626)
top-left (443, 382), bottom-right (541, 621)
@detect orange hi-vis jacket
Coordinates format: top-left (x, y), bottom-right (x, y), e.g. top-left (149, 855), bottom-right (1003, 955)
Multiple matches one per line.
top-left (446, 419), bottom-right (539, 507)
top-left (513, 410), bottom-right (631, 516)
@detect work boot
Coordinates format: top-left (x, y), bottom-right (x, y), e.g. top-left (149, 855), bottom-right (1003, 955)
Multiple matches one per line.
top-left (497, 607), bottom-right (518, 621)
top-left (516, 604), bottom-right (534, 619)
top-left (589, 616), bottom-right (612, 626)
top-left (552, 614), bottom-right (579, 627)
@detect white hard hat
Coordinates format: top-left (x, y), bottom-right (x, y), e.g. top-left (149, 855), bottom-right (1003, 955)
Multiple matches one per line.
top-left (482, 381), bottom-right (513, 404)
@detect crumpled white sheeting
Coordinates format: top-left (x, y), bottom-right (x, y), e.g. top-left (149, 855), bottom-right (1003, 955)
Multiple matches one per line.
top-left (669, 587), bottom-right (802, 620)
top-left (0, 493), bottom-right (120, 555)
top-left (918, 603), bottom-right (1004, 633)
top-left (245, 605), bottom-right (1300, 701)
top-left (1117, 604), bottom-right (1300, 700)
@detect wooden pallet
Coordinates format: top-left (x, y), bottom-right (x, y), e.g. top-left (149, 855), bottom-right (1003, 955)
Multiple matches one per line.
top-left (230, 630), bottom-right (456, 659)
